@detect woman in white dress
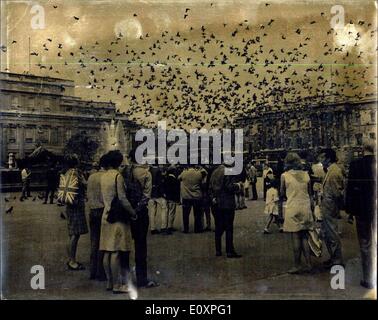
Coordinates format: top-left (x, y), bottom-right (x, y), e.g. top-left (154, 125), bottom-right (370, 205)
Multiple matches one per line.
top-left (281, 152), bottom-right (314, 274)
top-left (100, 150), bottom-right (137, 294)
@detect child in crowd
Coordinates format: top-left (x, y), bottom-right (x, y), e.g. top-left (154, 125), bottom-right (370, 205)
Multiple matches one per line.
top-left (263, 179), bottom-right (282, 234)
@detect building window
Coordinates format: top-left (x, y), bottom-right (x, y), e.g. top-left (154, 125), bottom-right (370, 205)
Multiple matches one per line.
top-left (50, 128), bottom-right (59, 145)
top-left (28, 96), bottom-right (35, 108)
top-left (353, 113), bottom-right (360, 125)
top-left (66, 130), bottom-right (72, 142)
top-left (11, 96), bottom-right (19, 107)
top-left (370, 111), bottom-right (375, 123)
top-left (37, 127), bottom-right (49, 144)
top-left (25, 128), bottom-right (35, 143)
top-left (355, 133), bottom-right (363, 145)
top-left (369, 132), bottom-right (376, 140)
top-left (8, 128), bottom-right (16, 143)
top-left (44, 99), bottom-right (50, 107)
top-left (0, 93), bottom-right (10, 108)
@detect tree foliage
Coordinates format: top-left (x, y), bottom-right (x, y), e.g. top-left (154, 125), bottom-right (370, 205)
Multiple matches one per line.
top-left (63, 133), bottom-right (99, 164)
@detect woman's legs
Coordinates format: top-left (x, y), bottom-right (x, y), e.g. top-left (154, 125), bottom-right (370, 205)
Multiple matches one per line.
top-left (264, 214), bottom-right (274, 233)
top-left (110, 252), bottom-right (121, 289)
top-left (289, 232), bottom-right (302, 273)
top-left (289, 231), bottom-right (312, 273)
top-left (110, 251), bottom-right (129, 293)
top-left (68, 234), bottom-right (80, 265)
top-left (103, 252), bottom-right (113, 290)
top-left (299, 231), bottom-right (312, 269)
top-left (119, 251), bottom-right (130, 285)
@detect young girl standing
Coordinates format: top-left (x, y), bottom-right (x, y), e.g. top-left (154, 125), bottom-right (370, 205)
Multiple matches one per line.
top-left (263, 179), bottom-right (282, 234)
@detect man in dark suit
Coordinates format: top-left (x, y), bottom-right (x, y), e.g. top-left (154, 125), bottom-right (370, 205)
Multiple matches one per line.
top-left (210, 164), bottom-right (242, 258)
top-left (43, 163), bottom-right (59, 204)
top-left (345, 141), bottom-right (376, 289)
top-left (123, 150), bottom-right (158, 288)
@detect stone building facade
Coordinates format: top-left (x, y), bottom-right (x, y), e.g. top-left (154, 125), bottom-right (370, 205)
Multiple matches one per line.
top-left (0, 72), bottom-right (138, 166)
top-left (235, 98), bottom-right (377, 161)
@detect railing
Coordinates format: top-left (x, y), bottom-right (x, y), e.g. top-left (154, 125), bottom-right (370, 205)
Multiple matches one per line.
top-left (0, 168), bottom-right (49, 192)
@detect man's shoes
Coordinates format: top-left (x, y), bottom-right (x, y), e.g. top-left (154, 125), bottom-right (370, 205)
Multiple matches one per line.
top-left (151, 230), bottom-right (160, 235)
top-left (60, 212), bottom-right (66, 220)
top-left (227, 252), bottom-right (242, 259)
top-left (322, 259), bottom-right (334, 269)
top-left (216, 251), bottom-right (222, 257)
top-left (161, 229), bottom-right (172, 235)
top-left (168, 227), bottom-right (177, 233)
top-left (204, 227), bottom-right (212, 232)
top-left (42, 202), bottom-right (47, 204)
top-left (360, 280), bottom-right (375, 289)
top-left (263, 229), bottom-right (270, 234)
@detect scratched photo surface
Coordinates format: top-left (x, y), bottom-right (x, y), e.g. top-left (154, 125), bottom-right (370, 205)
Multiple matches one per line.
top-left (0, 0), bottom-right (377, 300)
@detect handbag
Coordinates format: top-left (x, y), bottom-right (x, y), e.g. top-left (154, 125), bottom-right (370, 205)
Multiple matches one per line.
top-left (308, 228), bottom-right (322, 257)
top-left (106, 174), bottom-right (130, 224)
top-left (308, 204), bottom-right (322, 257)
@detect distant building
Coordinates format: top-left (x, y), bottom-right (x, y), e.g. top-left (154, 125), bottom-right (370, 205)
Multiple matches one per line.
top-left (0, 72), bottom-right (139, 167)
top-left (235, 98), bottom-right (377, 162)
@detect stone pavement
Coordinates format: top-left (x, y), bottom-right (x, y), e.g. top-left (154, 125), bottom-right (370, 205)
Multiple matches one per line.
top-left (1, 184), bottom-right (376, 300)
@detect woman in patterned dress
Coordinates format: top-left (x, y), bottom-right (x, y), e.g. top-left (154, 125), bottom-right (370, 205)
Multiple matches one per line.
top-left (281, 152), bottom-right (314, 274)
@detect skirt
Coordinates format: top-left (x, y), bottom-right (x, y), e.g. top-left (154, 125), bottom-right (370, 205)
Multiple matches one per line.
top-left (99, 213), bottom-right (133, 252)
top-left (66, 200), bottom-right (88, 236)
top-left (283, 204), bottom-right (313, 232)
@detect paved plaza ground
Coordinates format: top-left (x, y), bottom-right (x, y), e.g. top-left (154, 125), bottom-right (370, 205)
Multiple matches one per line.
top-left (1, 179), bottom-right (376, 300)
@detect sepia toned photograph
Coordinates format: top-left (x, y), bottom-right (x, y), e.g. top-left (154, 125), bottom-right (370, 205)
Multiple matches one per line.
top-left (0, 0), bottom-right (377, 302)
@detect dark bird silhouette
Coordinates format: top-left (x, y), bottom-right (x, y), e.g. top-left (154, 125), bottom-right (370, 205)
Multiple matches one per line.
top-left (5, 206), bottom-right (13, 214)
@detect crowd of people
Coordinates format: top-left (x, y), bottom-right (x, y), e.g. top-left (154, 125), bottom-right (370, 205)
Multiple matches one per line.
top-left (13, 140), bottom-right (376, 293)
top-left (258, 142), bottom-right (376, 289)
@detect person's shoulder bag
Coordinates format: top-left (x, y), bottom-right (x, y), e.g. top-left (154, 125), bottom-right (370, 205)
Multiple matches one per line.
top-left (106, 173), bottom-right (130, 224)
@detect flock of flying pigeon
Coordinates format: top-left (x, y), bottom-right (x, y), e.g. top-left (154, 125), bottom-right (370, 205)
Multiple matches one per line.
top-left (2, 2), bottom-right (377, 129)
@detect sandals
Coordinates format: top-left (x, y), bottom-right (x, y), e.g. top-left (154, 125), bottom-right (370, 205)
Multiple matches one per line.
top-left (66, 261), bottom-right (85, 271)
top-left (113, 285), bottom-right (129, 294)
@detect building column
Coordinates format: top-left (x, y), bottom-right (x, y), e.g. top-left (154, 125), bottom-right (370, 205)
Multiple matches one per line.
top-left (0, 125), bottom-right (7, 165)
top-left (17, 125), bottom-right (25, 159)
